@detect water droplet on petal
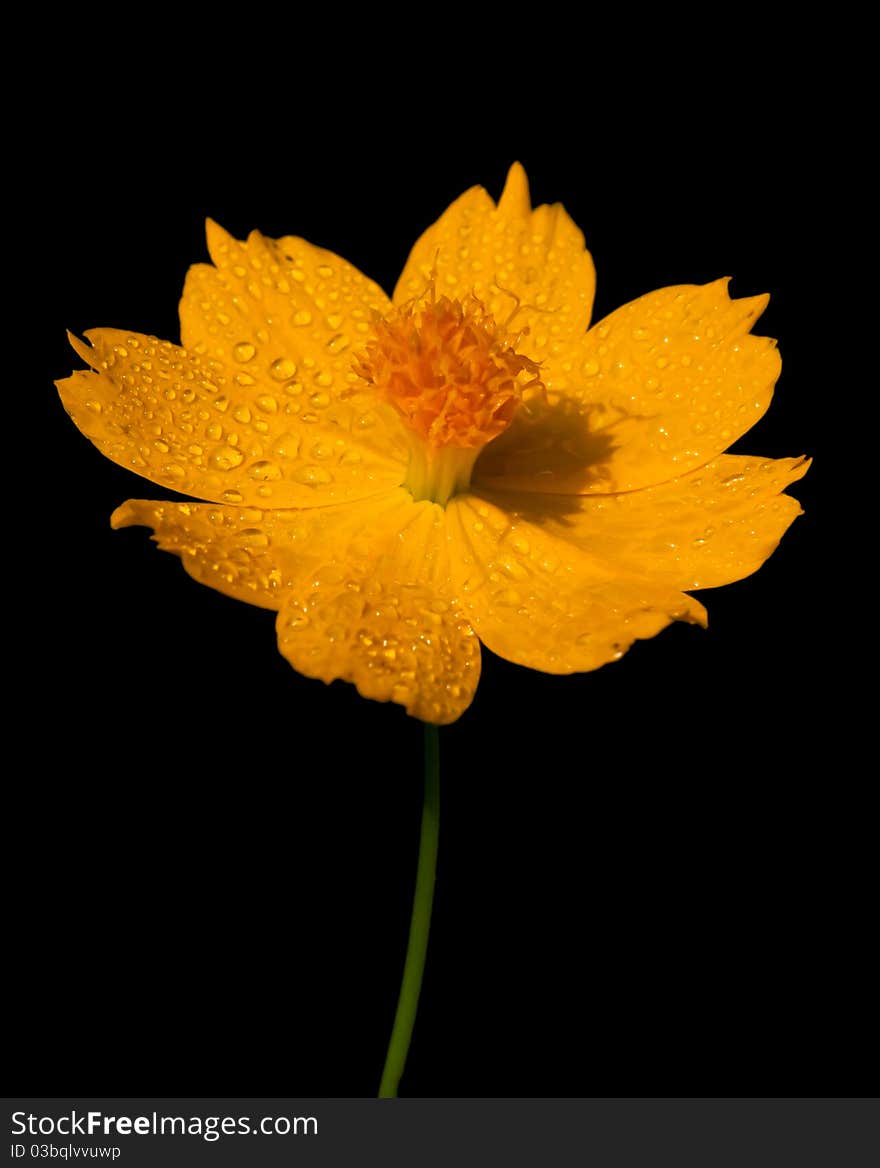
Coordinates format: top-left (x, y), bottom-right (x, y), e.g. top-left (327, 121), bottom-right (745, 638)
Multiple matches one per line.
top-left (295, 465), bottom-right (332, 485)
top-left (239, 528), bottom-right (270, 548)
top-left (269, 357), bottom-right (297, 381)
top-left (272, 432), bottom-right (301, 459)
top-left (233, 342), bottom-right (256, 363)
top-left (209, 445), bottom-right (245, 471)
top-left (248, 460), bottom-right (283, 481)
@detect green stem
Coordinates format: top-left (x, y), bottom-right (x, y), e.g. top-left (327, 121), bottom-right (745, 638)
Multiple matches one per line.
top-left (378, 723), bottom-right (440, 1098)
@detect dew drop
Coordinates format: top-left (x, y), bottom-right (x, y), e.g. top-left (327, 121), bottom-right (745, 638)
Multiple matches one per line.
top-left (221, 489), bottom-right (244, 504)
top-left (232, 405), bottom-right (252, 423)
top-left (209, 445), bottom-right (245, 471)
top-left (269, 357), bottom-right (297, 381)
top-left (233, 342), bottom-right (256, 363)
top-left (255, 394), bottom-right (279, 414)
top-left (248, 460), bottom-right (283, 481)
top-left (272, 432), bottom-right (301, 459)
top-left (239, 528), bottom-right (270, 548)
top-left (85, 399), bottom-right (103, 414)
top-left (295, 465), bottom-right (333, 485)
top-left (581, 358), bottom-right (600, 377)
top-left (310, 391), bottom-right (331, 409)
top-left (291, 310), bottom-right (313, 327)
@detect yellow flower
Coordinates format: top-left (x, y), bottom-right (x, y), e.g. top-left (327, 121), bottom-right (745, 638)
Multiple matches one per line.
top-left (56, 163), bottom-right (807, 725)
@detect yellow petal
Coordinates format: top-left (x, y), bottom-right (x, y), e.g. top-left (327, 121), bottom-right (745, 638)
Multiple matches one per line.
top-left (393, 162), bottom-right (596, 362)
top-left (277, 503), bottom-right (480, 724)
top-left (448, 493), bottom-right (706, 673)
top-left (475, 279), bottom-right (780, 494)
top-left (181, 221), bottom-right (398, 450)
top-left (58, 327), bottom-right (406, 507)
top-left (476, 454), bottom-right (809, 592)
top-left (111, 490), bottom-right (413, 611)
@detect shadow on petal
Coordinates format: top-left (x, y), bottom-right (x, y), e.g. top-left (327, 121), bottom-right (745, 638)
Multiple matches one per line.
top-left (473, 394), bottom-right (648, 507)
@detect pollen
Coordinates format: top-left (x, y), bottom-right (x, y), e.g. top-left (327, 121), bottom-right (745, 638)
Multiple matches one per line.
top-left (355, 288), bottom-right (543, 449)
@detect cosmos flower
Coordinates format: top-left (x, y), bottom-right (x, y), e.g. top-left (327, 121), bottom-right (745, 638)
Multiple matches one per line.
top-left (57, 163), bottom-right (807, 724)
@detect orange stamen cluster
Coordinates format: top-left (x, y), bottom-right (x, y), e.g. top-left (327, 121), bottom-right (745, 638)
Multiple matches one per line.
top-left (356, 290), bottom-right (542, 448)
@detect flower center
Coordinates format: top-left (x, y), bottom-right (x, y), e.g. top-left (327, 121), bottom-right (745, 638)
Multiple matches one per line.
top-left (355, 288), bottom-right (543, 505)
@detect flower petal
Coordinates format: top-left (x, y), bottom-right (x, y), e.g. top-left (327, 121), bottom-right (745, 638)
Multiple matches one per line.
top-left (181, 221), bottom-right (397, 434)
top-left (474, 279), bottom-right (780, 493)
top-left (111, 490), bottom-right (413, 611)
top-left (479, 455), bottom-right (809, 592)
top-left (58, 327), bottom-right (406, 507)
top-left (277, 503), bottom-right (480, 724)
top-left (448, 493), bottom-right (706, 674)
top-left (393, 162), bottom-right (596, 360)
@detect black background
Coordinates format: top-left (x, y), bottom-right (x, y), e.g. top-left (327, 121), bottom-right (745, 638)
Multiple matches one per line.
top-left (9, 24), bottom-right (867, 1102)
